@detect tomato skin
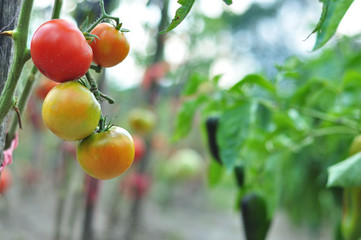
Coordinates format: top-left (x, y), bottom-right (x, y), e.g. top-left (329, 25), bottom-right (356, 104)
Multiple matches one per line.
top-left (42, 81), bottom-right (101, 141)
top-left (77, 126), bottom-right (135, 180)
top-left (89, 23), bottom-right (130, 67)
top-left (31, 19), bottom-right (93, 82)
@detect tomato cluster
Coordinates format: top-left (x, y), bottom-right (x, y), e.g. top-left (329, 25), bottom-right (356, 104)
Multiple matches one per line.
top-left (30, 19), bottom-right (133, 180)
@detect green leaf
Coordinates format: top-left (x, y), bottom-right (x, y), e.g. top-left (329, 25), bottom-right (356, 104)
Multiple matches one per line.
top-left (160, 0), bottom-right (195, 33)
top-left (207, 160), bottom-right (224, 187)
top-left (182, 72), bottom-right (208, 96)
top-left (212, 74), bottom-right (222, 85)
top-left (222, 0), bottom-right (232, 5)
top-left (172, 96), bottom-right (207, 141)
top-left (218, 102), bottom-right (252, 171)
top-left (230, 74), bottom-right (275, 94)
top-left (312, 0), bottom-right (354, 51)
top-left (327, 152), bottom-right (361, 188)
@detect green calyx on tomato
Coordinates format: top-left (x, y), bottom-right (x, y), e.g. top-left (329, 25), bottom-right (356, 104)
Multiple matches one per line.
top-left (31, 19), bottom-right (93, 83)
top-left (42, 81), bottom-right (101, 141)
top-left (76, 126), bottom-right (135, 180)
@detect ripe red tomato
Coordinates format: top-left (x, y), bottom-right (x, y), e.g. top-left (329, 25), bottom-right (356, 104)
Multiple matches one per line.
top-left (77, 126), bottom-right (135, 180)
top-left (35, 75), bottom-right (59, 100)
top-left (89, 23), bottom-right (130, 67)
top-left (133, 135), bottom-right (146, 162)
top-left (31, 19), bottom-right (93, 82)
top-left (42, 81), bottom-right (101, 141)
top-left (0, 168), bottom-right (12, 194)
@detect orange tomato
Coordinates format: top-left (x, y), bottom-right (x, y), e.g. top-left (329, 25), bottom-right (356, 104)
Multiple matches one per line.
top-left (89, 23), bottom-right (130, 67)
top-left (76, 126), bottom-right (135, 180)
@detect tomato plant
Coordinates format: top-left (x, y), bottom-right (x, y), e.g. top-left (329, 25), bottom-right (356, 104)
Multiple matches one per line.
top-left (30, 19), bottom-right (93, 82)
top-left (42, 81), bottom-right (101, 141)
top-left (0, 168), bottom-right (12, 194)
top-left (89, 23), bottom-right (129, 67)
top-left (76, 126), bottom-right (135, 180)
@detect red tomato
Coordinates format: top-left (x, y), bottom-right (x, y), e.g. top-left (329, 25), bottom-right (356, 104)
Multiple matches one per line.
top-left (0, 168), bottom-right (12, 194)
top-left (77, 126), bottom-right (135, 180)
top-left (42, 81), bottom-right (101, 141)
top-left (133, 135), bottom-right (146, 162)
top-left (89, 23), bottom-right (130, 67)
top-left (31, 19), bottom-right (93, 82)
top-left (35, 75), bottom-right (59, 100)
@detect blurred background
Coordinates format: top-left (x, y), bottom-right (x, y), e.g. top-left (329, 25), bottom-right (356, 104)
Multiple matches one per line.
top-left (1, 0), bottom-right (361, 239)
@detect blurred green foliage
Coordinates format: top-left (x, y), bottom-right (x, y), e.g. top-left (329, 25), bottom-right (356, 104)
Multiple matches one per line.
top-left (173, 35), bottom-right (361, 233)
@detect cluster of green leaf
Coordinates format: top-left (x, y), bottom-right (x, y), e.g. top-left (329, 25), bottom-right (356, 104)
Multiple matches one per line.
top-left (164, 0), bottom-right (354, 51)
top-left (173, 36), bottom-right (361, 229)
top-left (161, 0), bottom-right (232, 33)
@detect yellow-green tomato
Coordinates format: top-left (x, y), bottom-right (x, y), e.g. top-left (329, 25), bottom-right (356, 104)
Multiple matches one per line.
top-left (42, 81), bottom-right (101, 141)
top-left (77, 126), bottom-right (135, 180)
top-left (128, 108), bottom-right (156, 134)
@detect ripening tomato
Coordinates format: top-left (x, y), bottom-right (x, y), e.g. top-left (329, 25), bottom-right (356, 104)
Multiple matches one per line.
top-left (77, 126), bottom-right (135, 180)
top-left (0, 168), bottom-right (13, 194)
top-left (31, 19), bottom-right (93, 82)
top-left (42, 81), bottom-right (101, 141)
top-left (35, 75), bottom-right (59, 100)
top-left (128, 108), bottom-right (156, 134)
top-left (89, 23), bottom-right (130, 67)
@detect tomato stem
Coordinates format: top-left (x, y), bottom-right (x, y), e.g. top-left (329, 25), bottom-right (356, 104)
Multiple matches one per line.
top-left (5, 65), bottom-right (38, 149)
top-left (51, 0), bottom-right (63, 19)
top-left (115, 23), bottom-right (122, 31)
top-left (85, 71), bottom-right (115, 104)
top-left (98, 116), bottom-right (105, 132)
top-left (89, 64), bottom-right (102, 73)
top-left (0, 0), bottom-right (34, 123)
top-left (86, 0), bottom-right (120, 32)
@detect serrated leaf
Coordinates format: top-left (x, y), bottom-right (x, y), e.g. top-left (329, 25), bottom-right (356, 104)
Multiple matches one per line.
top-left (230, 74), bottom-right (275, 94)
top-left (312, 0), bottom-right (354, 51)
top-left (160, 0), bottom-right (195, 33)
top-left (327, 151), bottom-right (361, 188)
top-left (218, 102), bottom-right (251, 171)
top-left (222, 0), bottom-right (232, 5)
top-left (207, 160), bottom-right (224, 187)
top-left (172, 96), bottom-right (207, 141)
